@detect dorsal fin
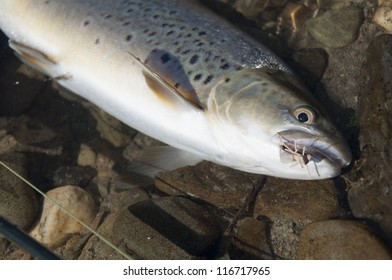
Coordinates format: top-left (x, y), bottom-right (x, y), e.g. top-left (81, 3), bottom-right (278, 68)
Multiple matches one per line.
top-left (127, 51), bottom-right (204, 110)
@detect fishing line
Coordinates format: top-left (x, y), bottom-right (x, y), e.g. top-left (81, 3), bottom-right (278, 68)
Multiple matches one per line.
top-left (0, 160), bottom-right (133, 260)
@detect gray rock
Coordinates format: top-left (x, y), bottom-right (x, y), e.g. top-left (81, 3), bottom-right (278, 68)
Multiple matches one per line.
top-left (349, 34), bottom-right (392, 238)
top-left (112, 196), bottom-right (222, 259)
top-left (269, 218), bottom-right (300, 260)
top-left (0, 152), bottom-right (39, 230)
top-left (297, 220), bottom-right (392, 259)
top-left (306, 6), bottom-right (364, 48)
top-left (291, 48), bottom-right (329, 90)
top-left (53, 165), bottom-right (96, 188)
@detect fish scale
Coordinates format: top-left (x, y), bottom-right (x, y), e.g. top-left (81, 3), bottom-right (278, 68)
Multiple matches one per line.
top-left (60, 0), bottom-right (288, 103)
top-left (0, 0), bottom-right (351, 179)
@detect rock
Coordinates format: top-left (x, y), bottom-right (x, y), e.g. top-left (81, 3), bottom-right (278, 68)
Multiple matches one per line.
top-left (318, 0), bottom-right (351, 10)
top-left (297, 220), bottom-right (392, 259)
top-left (233, 0), bottom-right (269, 20)
top-left (82, 102), bottom-right (135, 148)
top-left (112, 196), bottom-right (222, 259)
top-left (254, 177), bottom-right (344, 223)
top-left (349, 34), bottom-right (392, 238)
top-left (79, 185), bottom-right (150, 260)
top-left (155, 161), bottom-right (259, 209)
top-left (230, 217), bottom-right (273, 259)
top-left (373, 1), bottom-right (392, 33)
top-left (53, 165), bottom-right (96, 187)
top-left (291, 48), bottom-right (329, 90)
top-left (306, 6), bottom-right (364, 48)
top-left (269, 219), bottom-right (300, 260)
top-left (0, 152), bottom-right (39, 230)
top-left (253, 178), bottom-right (345, 259)
top-left (77, 144), bottom-right (96, 167)
top-left (30, 185), bottom-right (96, 248)
top-left (280, 3), bottom-right (312, 32)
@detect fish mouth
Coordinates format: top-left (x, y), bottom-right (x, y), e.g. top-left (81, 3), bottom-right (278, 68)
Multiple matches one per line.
top-left (276, 130), bottom-right (352, 169)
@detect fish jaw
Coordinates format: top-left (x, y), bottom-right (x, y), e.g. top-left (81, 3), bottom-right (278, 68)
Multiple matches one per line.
top-left (273, 129), bottom-right (352, 179)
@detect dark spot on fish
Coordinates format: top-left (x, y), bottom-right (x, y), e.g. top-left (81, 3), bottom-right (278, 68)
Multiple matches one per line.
top-left (123, 21), bottom-right (131, 26)
top-left (160, 53), bottom-right (171, 64)
top-left (174, 83), bottom-right (180, 88)
top-left (189, 55), bottom-right (199, 65)
top-left (148, 32), bottom-right (157, 37)
top-left (180, 26), bottom-right (186, 30)
top-left (126, 34), bottom-right (133, 42)
top-left (95, 38), bottom-right (100, 45)
top-left (105, 15), bottom-right (113, 19)
top-left (162, 23), bottom-right (169, 28)
top-left (221, 39), bottom-right (226, 43)
top-left (185, 33), bottom-right (192, 38)
top-left (45, 0), bottom-right (50, 4)
top-left (182, 49), bottom-right (191, 55)
top-left (169, 24), bottom-right (175, 28)
top-left (83, 20), bottom-right (90, 26)
top-left (166, 30), bottom-right (175, 36)
top-left (197, 42), bottom-right (205, 47)
top-left (194, 74), bottom-right (202, 81)
top-left (188, 70), bottom-right (193, 75)
top-left (174, 41), bottom-right (179, 46)
top-left (127, 8), bottom-right (133, 13)
top-left (144, 8), bottom-right (151, 13)
top-left (220, 63), bottom-right (230, 70)
top-left (153, 14), bottom-right (160, 19)
top-left (225, 78), bottom-right (231, 83)
top-left (169, 10), bottom-right (177, 15)
top-left (143, 29), bottom-right (149, 34)
top-left (204, 75), bottom-right (214, 85)
top-left (199, 31), bottom-right (207, 36)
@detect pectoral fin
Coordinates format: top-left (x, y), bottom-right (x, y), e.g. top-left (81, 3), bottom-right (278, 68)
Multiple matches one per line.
top-left (127, 50), bottom-right (204, 110)
top-left (127, 146), bottom-right (203, 178)
top-left (9, 40), bottom-right (59, 77)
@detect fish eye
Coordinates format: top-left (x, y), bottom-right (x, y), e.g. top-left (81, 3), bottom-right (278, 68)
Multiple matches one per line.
top-left (294, 107), bottom-right (316, 124)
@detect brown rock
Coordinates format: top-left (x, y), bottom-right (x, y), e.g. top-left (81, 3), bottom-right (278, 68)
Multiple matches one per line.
top-left (231, 217), bottom-right (273, 259)
top-left (254, 177), bottom-right (344, 223)
top-left (297, 220), bottom-right (392, 259)
top-left (78, 186), bottom-right (150, 260)
top-left (0, 152), bottom-right (39, 230)
top-left (30, 185), bottom-right (96, 249)
top-left (155, 161), bottom-right (259, 209)
top-left (112, 196), bottom-right (222, 259)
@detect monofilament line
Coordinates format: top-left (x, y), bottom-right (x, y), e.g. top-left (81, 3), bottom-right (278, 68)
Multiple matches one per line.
top-left (0, 160), bottom-right (133, 260)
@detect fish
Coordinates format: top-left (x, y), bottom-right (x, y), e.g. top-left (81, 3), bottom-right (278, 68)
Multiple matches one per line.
top-left (0, 0), bottom-right (351, 180)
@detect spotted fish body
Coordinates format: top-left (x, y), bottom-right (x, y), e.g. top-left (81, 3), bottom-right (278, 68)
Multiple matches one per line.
top-left (0, 0), bottom-right (351, 179)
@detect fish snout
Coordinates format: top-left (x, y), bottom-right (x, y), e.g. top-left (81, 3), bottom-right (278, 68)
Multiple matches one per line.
top-left (275, 130), bottom-right (352, 169)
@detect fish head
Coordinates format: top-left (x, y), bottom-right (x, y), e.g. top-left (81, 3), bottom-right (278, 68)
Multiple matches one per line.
top-left (207, 68), bottom-right (352, 179)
